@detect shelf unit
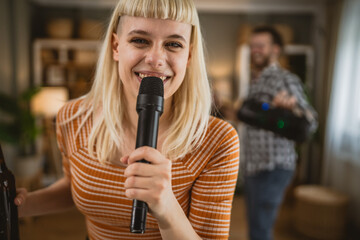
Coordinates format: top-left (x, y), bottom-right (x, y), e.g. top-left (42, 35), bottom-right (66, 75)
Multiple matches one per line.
top-left (33, 38), bottom-right (102, 98)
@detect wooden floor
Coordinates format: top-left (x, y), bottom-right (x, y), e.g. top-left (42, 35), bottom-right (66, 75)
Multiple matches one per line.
top-left (229, 195), bottom-right (309, 240)
top-left (18, 194), bottom-right (312, 240)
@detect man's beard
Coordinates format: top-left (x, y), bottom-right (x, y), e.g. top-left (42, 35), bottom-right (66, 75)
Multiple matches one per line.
top-left (251, 54), bottom-right (270, 71)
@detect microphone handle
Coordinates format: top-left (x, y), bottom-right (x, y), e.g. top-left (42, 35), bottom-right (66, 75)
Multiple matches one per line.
top-left (130, 108), bottom-right (161, 234)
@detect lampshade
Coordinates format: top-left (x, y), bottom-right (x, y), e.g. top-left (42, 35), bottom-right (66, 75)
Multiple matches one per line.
top-left (31, 87), bottom-right (69, 117)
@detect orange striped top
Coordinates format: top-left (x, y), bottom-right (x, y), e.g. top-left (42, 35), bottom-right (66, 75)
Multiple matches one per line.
top-left (56, 99), bottom-right (239, 240)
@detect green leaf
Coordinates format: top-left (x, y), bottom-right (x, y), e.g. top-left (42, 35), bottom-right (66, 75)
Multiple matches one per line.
top-left (0, 93), bottom-right (20, 115)
top-left (0, 123), bottom-right (19, 144)
top-left (20, 87), bottom-right (41, 102)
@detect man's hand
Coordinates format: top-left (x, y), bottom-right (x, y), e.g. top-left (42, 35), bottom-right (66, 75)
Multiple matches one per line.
top-left (272, 90), bottom-right (297, 110)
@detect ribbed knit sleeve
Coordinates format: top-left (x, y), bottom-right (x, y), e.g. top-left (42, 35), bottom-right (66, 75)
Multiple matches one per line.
top-left (189, 118), bottom-right (240, 239)
top-left (56, 104), bottom-right (71, 179)
top-left (56, 99), bottom-right (87, 179)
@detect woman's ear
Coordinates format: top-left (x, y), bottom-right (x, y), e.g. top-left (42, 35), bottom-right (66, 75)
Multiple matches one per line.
top-left (112, 33), bottom-right (120, 61)
top-left (187, 44), bottom-right (193, 67)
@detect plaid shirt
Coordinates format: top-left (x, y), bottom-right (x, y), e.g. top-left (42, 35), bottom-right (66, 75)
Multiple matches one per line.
top-left (241, 64), bottom-right (318, 176)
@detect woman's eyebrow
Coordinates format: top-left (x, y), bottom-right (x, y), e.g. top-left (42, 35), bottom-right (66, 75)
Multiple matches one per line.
top-left (167, 34), bottom-right (187, 42)
top-left (128, 29), bottom-right (150, 36)
top-left (128, 30), bottom-right (186, 42)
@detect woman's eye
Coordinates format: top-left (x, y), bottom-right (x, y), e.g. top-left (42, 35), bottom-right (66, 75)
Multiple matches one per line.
top-left (130, 38), bottom-right (149, 45)
top-left (166, 42), bottom-right (183, 49)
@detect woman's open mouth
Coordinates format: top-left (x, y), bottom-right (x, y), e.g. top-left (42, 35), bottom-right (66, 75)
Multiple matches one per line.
top-left (135, 72), bottom-right (171, 83)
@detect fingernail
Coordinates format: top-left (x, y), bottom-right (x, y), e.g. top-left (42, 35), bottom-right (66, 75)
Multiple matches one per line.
top-left (16, 198), bottom-right (21, 205)
top-left (121, 156), bottom-right (128, 163)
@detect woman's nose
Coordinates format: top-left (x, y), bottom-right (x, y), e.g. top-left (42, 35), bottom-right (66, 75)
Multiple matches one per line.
top-left (144, 46), bottom-right (166, 68)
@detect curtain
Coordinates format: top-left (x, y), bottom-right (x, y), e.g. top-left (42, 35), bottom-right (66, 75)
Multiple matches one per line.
top-left (323, 0), bottom-right (360, 227)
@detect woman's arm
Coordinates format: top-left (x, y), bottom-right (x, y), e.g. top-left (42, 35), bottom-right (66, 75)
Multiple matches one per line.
top-left (156, 194), bottom-right (201, 240)
top-left (121, 147), bottom-right (202, 240)
top-left (16, 176), bottom-right (74, 218)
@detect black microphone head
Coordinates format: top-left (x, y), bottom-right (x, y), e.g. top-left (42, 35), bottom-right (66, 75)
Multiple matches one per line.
top-left (139, 77), bottom-right (164, 97)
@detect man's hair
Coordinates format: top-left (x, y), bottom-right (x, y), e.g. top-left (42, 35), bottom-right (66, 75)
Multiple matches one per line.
top-left (252, 26), bottom-right (284, 49)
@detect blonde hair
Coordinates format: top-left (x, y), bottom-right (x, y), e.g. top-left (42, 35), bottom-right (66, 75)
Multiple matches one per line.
top-left (77, 0), bottom-right (211, 164)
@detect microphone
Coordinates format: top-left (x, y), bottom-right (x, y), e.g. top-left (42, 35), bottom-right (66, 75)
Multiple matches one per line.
top-left (130, 76), bottom-right (164, 234)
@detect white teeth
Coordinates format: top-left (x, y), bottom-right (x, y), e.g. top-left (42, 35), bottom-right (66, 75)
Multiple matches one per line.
top-left (139, 73), bottom-right (147, 79)
top-left (138, 73), bottom-right (167, 81)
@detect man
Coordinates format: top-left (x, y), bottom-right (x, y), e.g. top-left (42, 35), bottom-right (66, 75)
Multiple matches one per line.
top-left (240, 26), bottom-right (318, 240)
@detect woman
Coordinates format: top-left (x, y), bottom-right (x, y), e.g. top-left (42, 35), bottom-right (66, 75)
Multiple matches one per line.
top-left (16, 0), bottom-right (239, 239)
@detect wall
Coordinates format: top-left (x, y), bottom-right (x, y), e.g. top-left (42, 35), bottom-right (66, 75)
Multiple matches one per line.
top-left (0, 0), bottom-right (31, 95)
top-left (0, 0), bottom-right (14, 94)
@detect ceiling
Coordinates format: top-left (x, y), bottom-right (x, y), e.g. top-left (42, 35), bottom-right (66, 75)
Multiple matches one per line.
top-left (30, 0), bottom-right (329, 13)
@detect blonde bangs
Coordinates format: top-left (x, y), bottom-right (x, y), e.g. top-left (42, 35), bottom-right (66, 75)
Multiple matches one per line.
top-left (117, 0), bottom-right (196, 25)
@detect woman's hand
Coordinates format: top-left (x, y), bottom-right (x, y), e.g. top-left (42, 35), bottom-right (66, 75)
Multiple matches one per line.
top-left (14, 188), bottom-right (28, 217)
top-left (121, 146), bottom-right (175, 222)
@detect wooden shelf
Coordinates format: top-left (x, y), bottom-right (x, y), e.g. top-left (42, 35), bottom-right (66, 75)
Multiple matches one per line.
top-left (33, 38), bottom-right (101, 98)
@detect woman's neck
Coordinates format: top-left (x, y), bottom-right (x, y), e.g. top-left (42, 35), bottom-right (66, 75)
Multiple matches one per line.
top-left (124, 95), bottom-right (173, 136)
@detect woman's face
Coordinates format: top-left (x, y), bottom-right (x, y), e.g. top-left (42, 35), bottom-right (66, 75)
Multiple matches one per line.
top-left (112, 15), bottom-right (192, 101)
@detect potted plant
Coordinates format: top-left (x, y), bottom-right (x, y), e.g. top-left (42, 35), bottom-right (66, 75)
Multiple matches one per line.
top-left (0, 88), bottom-right (43, 178)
